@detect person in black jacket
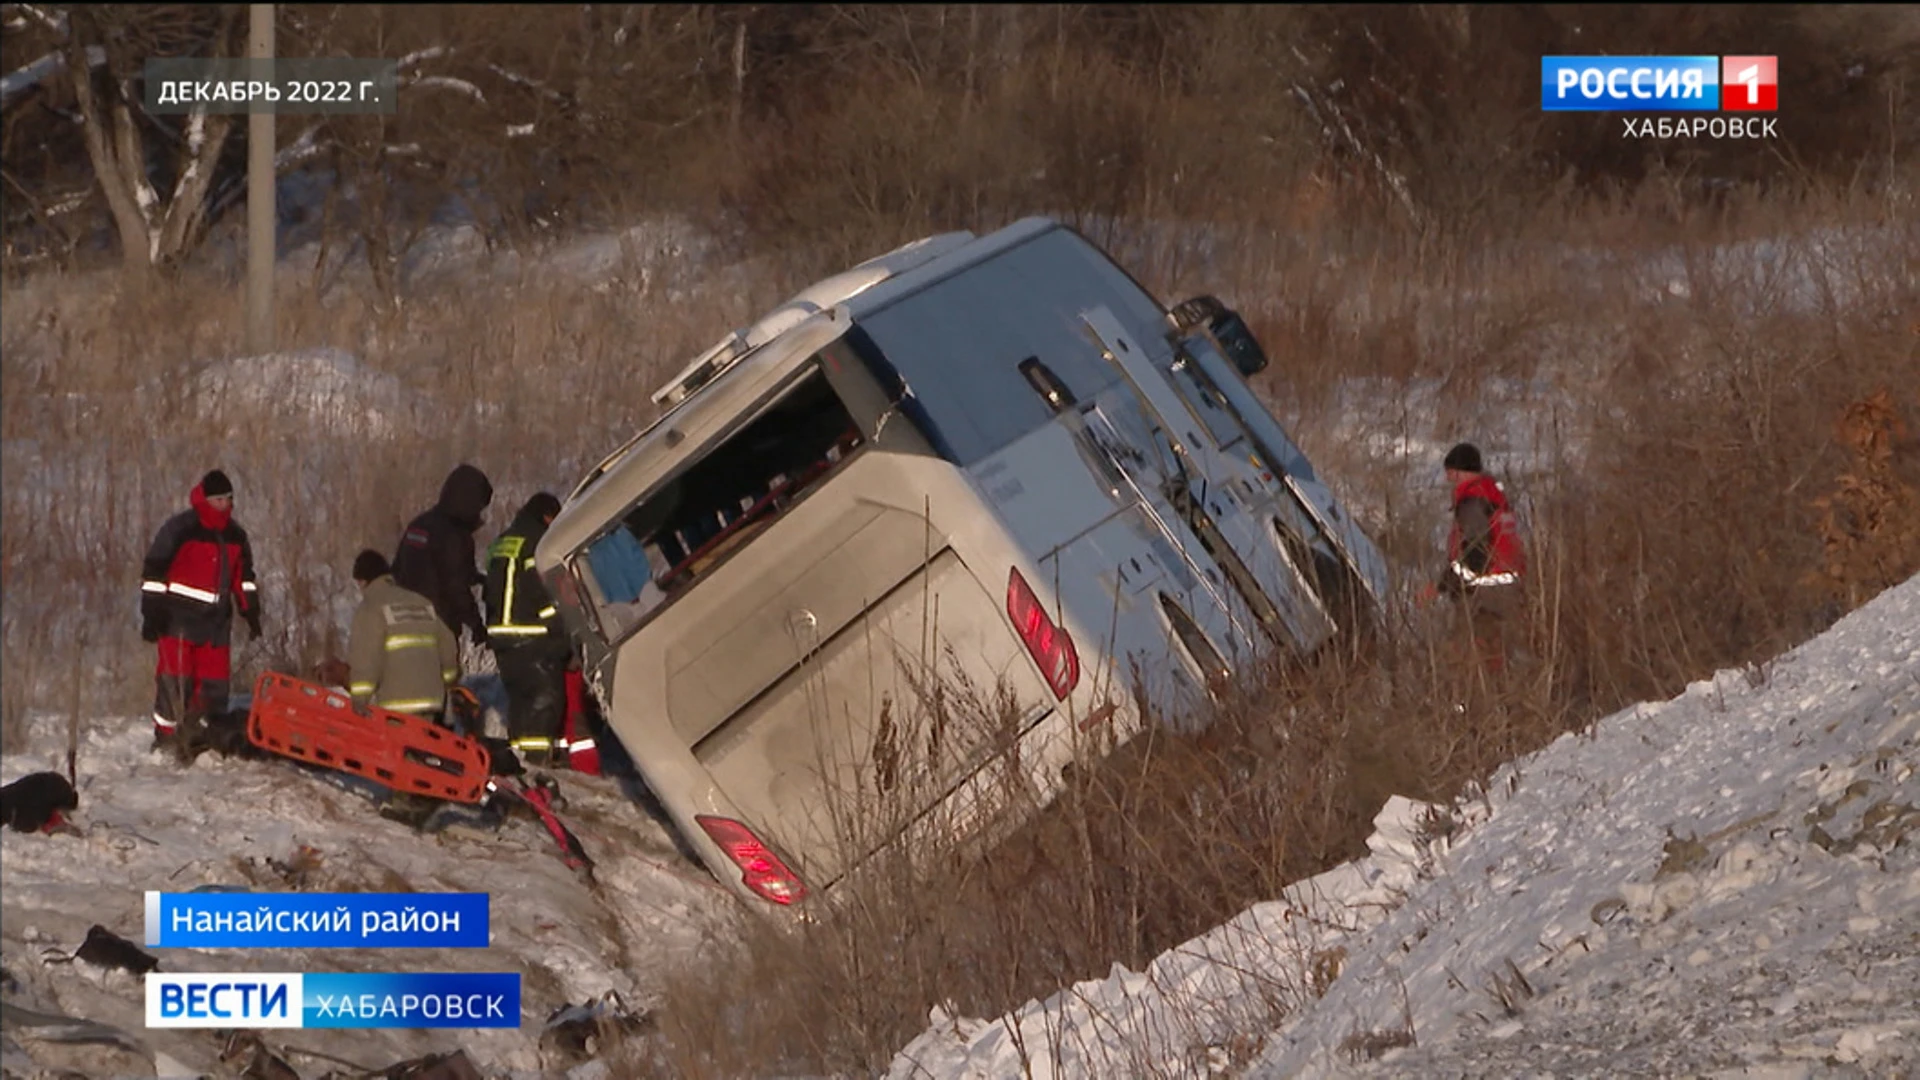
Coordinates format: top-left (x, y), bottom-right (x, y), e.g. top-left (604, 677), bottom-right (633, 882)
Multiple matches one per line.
top-left (392, 464), bottom-right (494, 647)
top-left (483, 492), bottom-right (569, 764)
top-left (139, 469), bottom-right (262, 750)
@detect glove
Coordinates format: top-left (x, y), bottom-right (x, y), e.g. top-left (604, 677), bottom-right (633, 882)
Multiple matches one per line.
top-left (245, 612), bottom-right (263, 640)
top-left (313, 657), bottom-right (352, 689)
top-left (141, 594), bottom-right (167, 643)
top-left (449, 685), bottom-right (482, 717)
top-left (471, 625), bottom-right (490, 649)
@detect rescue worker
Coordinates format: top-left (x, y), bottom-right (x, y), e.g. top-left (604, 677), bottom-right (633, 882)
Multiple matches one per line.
top-left (345, 550), bottom-right (460, 727)
top-left (392, 464), bottom-right (494, 648)
top-left (1422, 443), bottom-right (1528, 672)
top-left (482, 492), bottom-right (571, 766)
top-left (139, 470), bottom-right (262, 752)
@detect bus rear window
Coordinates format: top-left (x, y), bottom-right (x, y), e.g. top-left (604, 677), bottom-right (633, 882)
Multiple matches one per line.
top-left (573, 367), bottom-right (864, 643)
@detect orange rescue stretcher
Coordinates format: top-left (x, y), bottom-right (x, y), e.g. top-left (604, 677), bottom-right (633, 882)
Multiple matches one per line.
top-left (245, 672), bottom-right (492, 805)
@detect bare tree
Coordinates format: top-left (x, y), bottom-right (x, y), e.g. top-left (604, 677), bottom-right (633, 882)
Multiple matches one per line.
top-left (52, 4), bottom-right (244, 277)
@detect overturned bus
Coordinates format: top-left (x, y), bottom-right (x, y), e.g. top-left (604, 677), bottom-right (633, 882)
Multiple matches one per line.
top-left (535, 217), bottom-right (1390, 911)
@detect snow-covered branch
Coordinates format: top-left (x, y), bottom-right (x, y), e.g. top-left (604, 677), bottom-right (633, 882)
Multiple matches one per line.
top-left (396, 45), bottom-right (452, 72)
top-left (11, 2), bottom-right (65, 35)
top-left (487, 62), bottom-right (567, 103)
top-left (407, 75), bottom-right (486, 104)
top-left (274, 123), bottom-right (327, 172)
top-left (1, 45), bottom-right (103, 110)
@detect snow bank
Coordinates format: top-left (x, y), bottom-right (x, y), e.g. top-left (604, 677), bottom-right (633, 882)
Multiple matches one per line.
top-left (1613, 225), bottom-right (1913, 316)
top-left (886, 571), bottom-right (1920, 1079)
top-left (1, 715), bottom-right (732, 1077)
top-left (1258, 570), bottom-right (1920, 1078)
top-left (885, 795), bottom-right (1481, 1080)
top-left (181, 348), bottom-right (430, 440)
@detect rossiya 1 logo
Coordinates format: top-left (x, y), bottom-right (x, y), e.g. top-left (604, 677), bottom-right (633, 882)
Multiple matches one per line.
top-left (1719, 56), bottom-right (1778, 111)
top-left (1540, 55), bottom-right (1778, 139)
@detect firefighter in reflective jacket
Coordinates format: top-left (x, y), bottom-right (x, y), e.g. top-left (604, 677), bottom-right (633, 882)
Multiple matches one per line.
top-left (1425, 443), bottom-right (1528, 671)
top-left (139, 470), bottom-right (261, 748)
top-left (484, 493), bottom-right (574, 766)
top-left (346, 550), bottom-right (460, 726)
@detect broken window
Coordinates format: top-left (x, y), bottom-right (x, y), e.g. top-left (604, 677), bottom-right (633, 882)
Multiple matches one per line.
top-left (575, 365), bottom-right (864, 644)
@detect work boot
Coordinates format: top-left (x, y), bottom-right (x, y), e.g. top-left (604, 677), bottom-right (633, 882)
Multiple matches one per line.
top-left (478, 736), bottom-right (526, 777)
top-left (528, 772), bottom-right (567, 813)
top-left (166, 714), bottom-right (209, 766)
top-left (379, 794), bottom-right (442, 831)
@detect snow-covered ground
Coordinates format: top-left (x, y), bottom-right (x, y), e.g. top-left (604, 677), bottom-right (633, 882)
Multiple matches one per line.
top-left (1, 719), bottom-right (734, 1078)
top-left (7, 575), bottom-right (1912, 1079)
top-left (885, 570), bottom-right (1920, 1079)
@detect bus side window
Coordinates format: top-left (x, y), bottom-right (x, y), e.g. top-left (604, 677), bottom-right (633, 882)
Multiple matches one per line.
top-left (584, 525), bottom-right (655, 605)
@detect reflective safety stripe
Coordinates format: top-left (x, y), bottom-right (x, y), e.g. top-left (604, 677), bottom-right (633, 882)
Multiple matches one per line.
top-left (511, 737), bottom-right (553, 750)
top-left (537, 606), bottom-right (557, 619)
top-left (441, 668), bottom-right (459, 684)
top-left (1452, 561), bottom-right (1520, 588)
top-left (168, 582), bottom-right (220, 603)
top-left (386, 633), bottom-right (437, 650)
top-left (568, 738), bottom-right (596, 754)
top-left (141, 580), bottom-right (169, 594)
top-left (379, 698), bottom-right (442, 713)
top-left (492, 541), bottom-right (556, 636)
top-left (241, 581), bottom-right (258, 592)
top-left (349, 682), bottom-right (376, 696)
top-left (501, 551), bottom-right (519, 636)
top-left (153, 713), bottom-right (177, 731)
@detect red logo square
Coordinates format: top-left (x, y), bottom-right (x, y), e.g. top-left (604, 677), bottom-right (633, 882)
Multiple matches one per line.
top-left (1721, 56), bottom-right (1778, 112)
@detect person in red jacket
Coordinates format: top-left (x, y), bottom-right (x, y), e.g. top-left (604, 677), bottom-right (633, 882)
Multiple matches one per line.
top-left (139, 470), bottom-right (262, 750)
top-left (1424, 443), bottom-right (1528, 672)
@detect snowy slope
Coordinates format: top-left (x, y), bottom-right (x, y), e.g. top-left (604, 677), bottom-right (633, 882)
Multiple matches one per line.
top-left (885, 571), bottom-right (1920, 1079)
top-left (1, 718), bottom-right (736, 1078)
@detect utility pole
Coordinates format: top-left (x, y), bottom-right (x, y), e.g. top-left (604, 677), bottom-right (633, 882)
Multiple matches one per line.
top-left (246, 3), bottom-right (275, 354)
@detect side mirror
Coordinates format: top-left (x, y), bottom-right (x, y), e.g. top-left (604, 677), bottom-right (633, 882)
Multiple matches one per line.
top-left (1018, 355), bottom-right (1078, 413)
top-left (1171, 295), bottom-right (1270, 378)
top-left (1208, 309), bottom-right (1269, 377)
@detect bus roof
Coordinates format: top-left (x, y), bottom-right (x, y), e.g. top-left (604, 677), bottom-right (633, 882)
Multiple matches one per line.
top-left (539, 216), bottom-right (1068, 569)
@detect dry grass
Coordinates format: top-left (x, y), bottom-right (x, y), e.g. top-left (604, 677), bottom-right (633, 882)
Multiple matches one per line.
top-left (628, 182), bottom-right (1919, 1077)
top-left (0, 234), bottom-right (764, 743)
top-left (2, 8), bottom-right (1916, 1074)
top-left (2, 144), bottom-right (1915, 1076)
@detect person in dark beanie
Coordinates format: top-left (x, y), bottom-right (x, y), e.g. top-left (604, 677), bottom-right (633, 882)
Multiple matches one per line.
top-left (1421, 443), bottom-right (1528, 673)
top-left (483, 492), bottom-right (571, 766)
top-left (139, 469), bottom-right (262, 754)
top-left (392, 464), bottom-right (494, 648)
top-left (345, 548), bottom-right (459, 726)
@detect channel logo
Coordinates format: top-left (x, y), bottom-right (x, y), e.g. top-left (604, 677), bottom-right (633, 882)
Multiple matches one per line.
top-left (1720, 56), bottom-right (1778, 111)
top-left (147, 974), bottom-right (302, 1029)
top-left (146, 972), bottom-right (521, 1029)
top-left (1542, 56), bottom-right (1778, 112)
